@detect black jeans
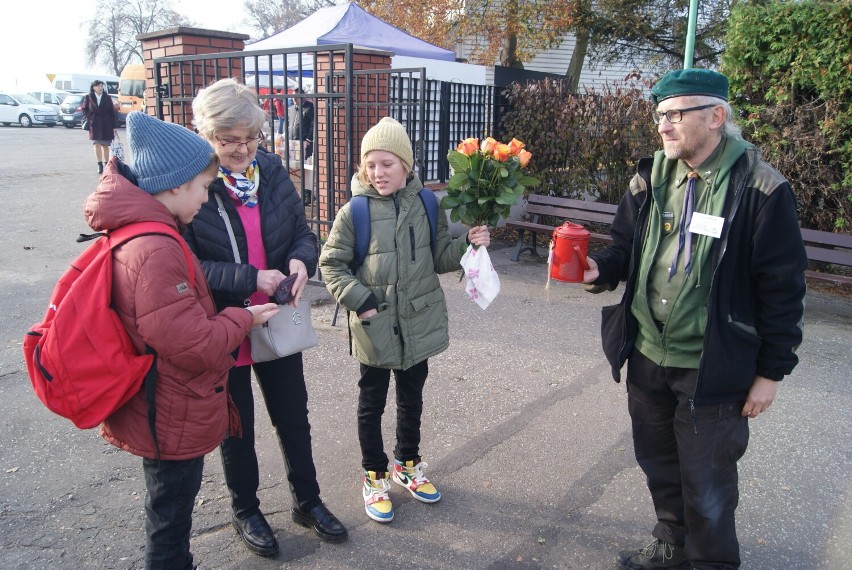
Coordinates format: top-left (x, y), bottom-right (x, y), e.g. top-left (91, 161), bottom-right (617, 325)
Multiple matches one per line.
top-left (357, 360), bottom-right (429, 472)
top-left (627, 350), bottom-right (749, 570)
top-left (142, 456), bottom-right (204, 570)
top-left (220, 353), bottom-right (321, 516)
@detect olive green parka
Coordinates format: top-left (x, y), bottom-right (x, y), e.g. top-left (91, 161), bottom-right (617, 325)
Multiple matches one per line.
top-left (319, 173), bottom-right (468, 370)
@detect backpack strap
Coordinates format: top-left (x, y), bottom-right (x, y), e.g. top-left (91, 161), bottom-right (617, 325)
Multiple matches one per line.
top-left (349, 189), bottom-right (438, 274)
top-left (108, 222), bottom-right (196, 287)
top-left (349, 195), bottom-right (370, 274)
top-left (418, 188), bottom-right (438, 256)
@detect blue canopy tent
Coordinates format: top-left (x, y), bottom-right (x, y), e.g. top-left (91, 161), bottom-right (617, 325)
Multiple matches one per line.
top-left (243, 2), bottom-right (455, 78)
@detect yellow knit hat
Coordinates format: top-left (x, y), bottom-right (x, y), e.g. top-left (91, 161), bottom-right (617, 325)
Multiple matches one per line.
top-left (360, 117), bottom-right (413, 171)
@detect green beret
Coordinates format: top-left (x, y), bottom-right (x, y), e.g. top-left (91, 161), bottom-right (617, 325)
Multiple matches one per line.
top-left (651, 69), bottom-right (729, 105)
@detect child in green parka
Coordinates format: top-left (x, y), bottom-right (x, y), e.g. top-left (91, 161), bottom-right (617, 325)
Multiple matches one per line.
top-left (319, 117), bottom-right (490, 523)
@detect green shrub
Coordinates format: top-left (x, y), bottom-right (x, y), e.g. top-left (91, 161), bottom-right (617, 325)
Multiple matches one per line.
top-left (723, 1), bottom-right (851, 231)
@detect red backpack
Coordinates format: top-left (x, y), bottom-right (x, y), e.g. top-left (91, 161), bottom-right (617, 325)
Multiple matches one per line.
top-left (23, 222), bottom-right (195, 430)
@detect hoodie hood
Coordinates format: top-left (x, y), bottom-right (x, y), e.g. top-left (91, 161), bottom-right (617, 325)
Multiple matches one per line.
top-left (84, 158), bottom-right (180, 233)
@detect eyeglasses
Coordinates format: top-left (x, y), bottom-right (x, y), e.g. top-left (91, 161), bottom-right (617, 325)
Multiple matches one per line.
top-left (652, 104), bottom-right (718, 125)
top-left (214, 134), bottom-right (264, 151)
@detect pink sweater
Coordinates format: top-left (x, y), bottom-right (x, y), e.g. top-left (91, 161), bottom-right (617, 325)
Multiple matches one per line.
top-left (233, 197), bottom-right (269, 367)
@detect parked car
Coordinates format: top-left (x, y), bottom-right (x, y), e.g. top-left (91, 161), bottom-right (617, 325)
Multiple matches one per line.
top-left (60, 93), bottom-right (125, 129)
top-left (59, 93), bottom-right (86, 128)
top-left (0, 92), bottom-right (58, 127)
top-left (27, 91), bottom-right (71, 115)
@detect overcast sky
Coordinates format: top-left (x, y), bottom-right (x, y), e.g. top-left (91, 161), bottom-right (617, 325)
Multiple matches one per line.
top-left (0, 0), bottom-right (252, 92)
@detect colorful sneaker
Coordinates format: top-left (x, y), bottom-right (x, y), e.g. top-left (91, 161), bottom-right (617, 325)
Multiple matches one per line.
top-left (617, 538), bottom-right (690, 569)
top-left (392, 458), bottom-right (441, 503)
top-left (363, 471), bottom-right (394, 523)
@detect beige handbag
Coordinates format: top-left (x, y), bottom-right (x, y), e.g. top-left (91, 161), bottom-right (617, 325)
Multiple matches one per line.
top-left (214, 194), bottom-right (319, 362)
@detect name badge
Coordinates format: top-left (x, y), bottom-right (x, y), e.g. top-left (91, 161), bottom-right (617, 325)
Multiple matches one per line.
top-left (689, 213), bottom-right (724, 238)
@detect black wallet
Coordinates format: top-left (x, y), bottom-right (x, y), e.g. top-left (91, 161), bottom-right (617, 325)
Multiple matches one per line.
top-left (274, 274), bottom-right (298, 304)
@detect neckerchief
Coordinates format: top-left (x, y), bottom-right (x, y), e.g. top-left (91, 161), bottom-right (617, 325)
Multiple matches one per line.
top-left (669, 171), bottom-right (698, 279)
top-left (219, 161), bottom-right (260, 207)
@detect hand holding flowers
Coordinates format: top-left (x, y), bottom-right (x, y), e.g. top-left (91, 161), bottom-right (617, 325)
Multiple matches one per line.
top-left (441, 136), bottom-right (540, 227)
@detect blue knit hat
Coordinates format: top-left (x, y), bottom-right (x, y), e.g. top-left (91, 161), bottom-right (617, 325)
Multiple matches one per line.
top-left (126, 111), bottom-right (215, 195)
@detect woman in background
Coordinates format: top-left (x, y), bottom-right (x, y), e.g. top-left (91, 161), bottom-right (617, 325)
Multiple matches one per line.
top-left (82, 79), bottom-right (116, 174)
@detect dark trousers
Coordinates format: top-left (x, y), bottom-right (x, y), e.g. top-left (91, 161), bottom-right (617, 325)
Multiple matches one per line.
top-left (142, 456), bottom-right (204, 570)
top-left (220, 353), bottom-right (321, 516)
top-left (627, 350), bottom-right (750, 570)
top-left (358, 360), bottom-right (429, 472)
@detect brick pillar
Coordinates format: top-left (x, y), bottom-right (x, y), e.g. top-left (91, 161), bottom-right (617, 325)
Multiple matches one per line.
top-left (137, 27), bottom-right (250, 127)
top-left (314, 49), bottom-right (392, 221)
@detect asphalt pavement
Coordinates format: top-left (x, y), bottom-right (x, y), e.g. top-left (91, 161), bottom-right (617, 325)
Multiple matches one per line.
top-left (1, 125), bottom-right (850, 569)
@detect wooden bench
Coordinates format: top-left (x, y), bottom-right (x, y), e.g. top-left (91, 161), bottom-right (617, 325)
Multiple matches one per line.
top-left (506, 194), bottom-right (852, 286)
top-left (506, 194), bottom-right (617, 261)
top-left (800, 228), bottom-right (852, 286)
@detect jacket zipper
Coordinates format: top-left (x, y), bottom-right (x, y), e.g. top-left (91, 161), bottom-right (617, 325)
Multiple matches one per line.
top-left (693, 153), bottom-right (750, 405)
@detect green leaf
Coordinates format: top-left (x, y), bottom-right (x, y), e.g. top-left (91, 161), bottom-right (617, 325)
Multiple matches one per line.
top-left (518, 175), bottom-right (540, 186)
top-left (448, 172), bottom-right (469, 188)
top-left (440, 195), bottom-right (460, 208)
top-left (447, 152), bottom-right (470, 173)
top-left (495, 192), bottom-right (519, 205)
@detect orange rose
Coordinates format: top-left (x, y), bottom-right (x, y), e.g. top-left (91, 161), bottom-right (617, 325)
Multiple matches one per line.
top-left (480, 137), bottom-right (498, 154)
top-left (508, 138), bottom-right (525, 155)
top-left (518, 149), bottom-right (532, 167)
top-left (456, 137), bottom-right (479, 156)
top-left (493, 143), bottom-right (512, 162)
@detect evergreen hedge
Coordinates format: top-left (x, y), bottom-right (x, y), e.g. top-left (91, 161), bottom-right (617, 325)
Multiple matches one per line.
top-left (723, 1), bottom-right (851, 232)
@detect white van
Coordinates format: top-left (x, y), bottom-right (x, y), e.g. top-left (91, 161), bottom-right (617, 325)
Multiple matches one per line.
top-left (53, 73), bottom-right (120, 95)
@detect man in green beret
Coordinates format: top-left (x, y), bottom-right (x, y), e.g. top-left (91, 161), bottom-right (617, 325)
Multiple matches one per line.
top-left (582, 68), bottom-right (807, 569)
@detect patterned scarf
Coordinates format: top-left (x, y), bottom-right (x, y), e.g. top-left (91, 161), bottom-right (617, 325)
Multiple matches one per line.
top-left (219, 161), bottom-right (260, 207)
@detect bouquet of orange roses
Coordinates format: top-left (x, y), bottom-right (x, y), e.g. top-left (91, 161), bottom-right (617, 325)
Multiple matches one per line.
top-left (440, 136), bottom-right (540, 227)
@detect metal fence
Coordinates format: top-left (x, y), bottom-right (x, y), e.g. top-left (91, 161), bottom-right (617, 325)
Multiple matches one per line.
top-left (151, 45), bottom-right (500, 238)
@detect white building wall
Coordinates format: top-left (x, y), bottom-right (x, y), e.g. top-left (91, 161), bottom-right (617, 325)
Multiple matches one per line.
top-left (457, 34), bottom-right (641, 91)
top-left (392, 56), bottom-right (488, 84)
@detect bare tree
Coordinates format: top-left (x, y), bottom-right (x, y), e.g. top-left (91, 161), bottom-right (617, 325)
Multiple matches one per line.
top-left (576, 0), bottom-right (732, 75)
top-left (84, 0), bottom-right (191, 75)
top-left (242, 0), bottom-right (338, 41)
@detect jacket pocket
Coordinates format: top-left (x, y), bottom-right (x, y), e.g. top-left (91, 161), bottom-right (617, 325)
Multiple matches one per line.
top-left (350, 305), bottom-right (401, 366)
top-left (406, 288), bottom-right (449, 356)
top-left (410, 288), bottom-right (444, 312)
top-left (601, 304), bottom-right (625, 378)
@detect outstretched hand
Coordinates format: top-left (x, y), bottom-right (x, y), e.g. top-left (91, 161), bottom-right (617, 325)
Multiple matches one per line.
top-left (246, 303), bottom-right (279, 325)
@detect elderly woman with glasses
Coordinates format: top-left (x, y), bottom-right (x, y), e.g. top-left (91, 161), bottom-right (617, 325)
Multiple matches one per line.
top-left (183, 78), bottom-right (347, 557)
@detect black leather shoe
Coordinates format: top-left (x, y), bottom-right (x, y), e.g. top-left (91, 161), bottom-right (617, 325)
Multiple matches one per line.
top-left (231, 512), bottom-right (279, 556)
top-left (291, 503), bottom-right (348, 543)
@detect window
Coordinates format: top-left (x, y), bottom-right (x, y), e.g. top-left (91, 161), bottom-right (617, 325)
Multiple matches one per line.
top-left (120, 79), bottom-right (145, 98)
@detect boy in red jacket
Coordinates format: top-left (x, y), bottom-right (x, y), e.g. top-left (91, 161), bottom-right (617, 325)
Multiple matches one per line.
top-left (83, 111), bottom-right (278, 569)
